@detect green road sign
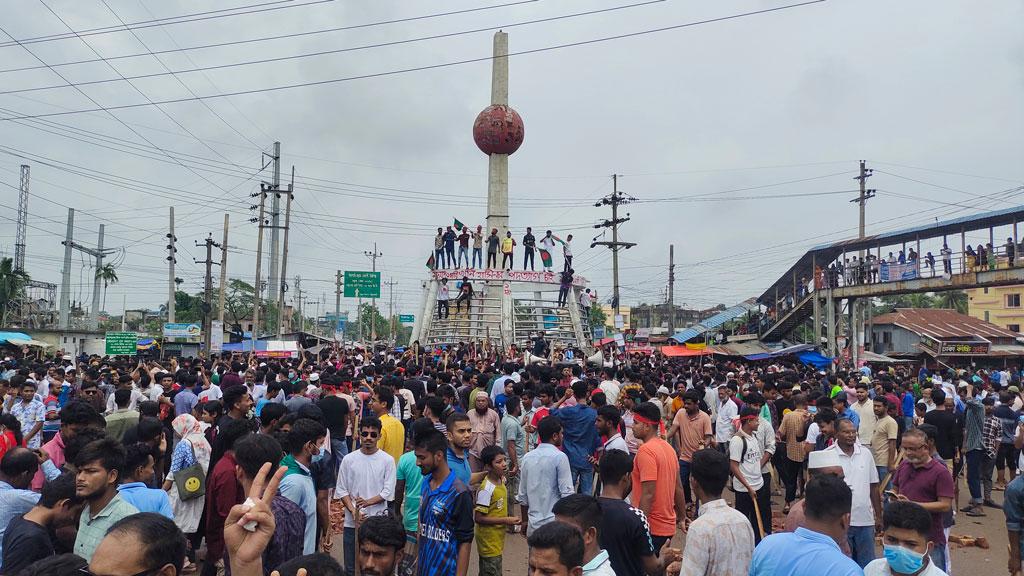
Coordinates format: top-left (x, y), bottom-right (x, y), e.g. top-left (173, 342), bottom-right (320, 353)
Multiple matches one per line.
top-left (399, 314), bottom-right (415, 323)
top-left (344, 271), bottom-right (381, 298)
top-left (105, 331), bottom-right (137, 355)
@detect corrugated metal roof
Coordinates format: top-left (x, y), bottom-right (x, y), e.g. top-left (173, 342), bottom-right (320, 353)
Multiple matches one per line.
top-left (872, 308), bottom-right (1018, 340)
top-left (668, 300), bottom-right (759, 343)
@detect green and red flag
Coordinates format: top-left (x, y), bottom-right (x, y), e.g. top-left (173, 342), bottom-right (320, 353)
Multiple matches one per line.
top-left (454, 217), bottom-right (466, 230)
top-left (426, 253), bottom-right (435, 269)
top-left (539, 249), bottom-right (553, 268)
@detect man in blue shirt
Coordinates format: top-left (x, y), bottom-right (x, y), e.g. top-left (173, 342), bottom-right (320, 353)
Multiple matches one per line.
top-left (750, 474), bottom-right (862, 576)
top-left (549, 382), bottom-right (599, 495)
top-left (116, 443), bottom-right (172, 518)
top-left (0, 448), bottom-right (48, 562)
top-left (414, 429), bottom-right (474, 576)
top-left (279, 418), bottom-right (326, 555)
top-left (832, 395), bottom-right (860, 430)
top-left (445, 413), bottom-right (472, 485)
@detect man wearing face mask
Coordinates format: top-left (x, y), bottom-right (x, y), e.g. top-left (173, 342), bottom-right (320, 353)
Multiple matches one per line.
top-left (865, 500), bottom-right (947, 575)
top-left (279, 417), bottom-right (328, 555)
top-left (335, 416), bottom-right (397, 576)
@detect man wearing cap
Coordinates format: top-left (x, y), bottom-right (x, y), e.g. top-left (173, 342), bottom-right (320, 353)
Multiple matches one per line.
top-left (783, 450), bottom-right (852, 555)
top-left (826, 418), bottom-right (881, 567)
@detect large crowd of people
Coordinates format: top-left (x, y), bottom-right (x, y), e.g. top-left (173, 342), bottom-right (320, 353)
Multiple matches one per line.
top-left (0, 350), bottom-right (1023, 575)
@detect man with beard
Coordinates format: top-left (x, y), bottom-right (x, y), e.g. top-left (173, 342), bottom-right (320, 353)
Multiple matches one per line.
top-left (1, 471), bottom-right (83, 573)
top-left (72, 438), bottom-right (139, 562)
top-left (468, 394), bottom-right (500, 473)
top-left (667, 390), bottom-right (713, 505)
top-left (892, 427), bottom-right (954, 572)
top-left (336, 416), bottom-right (396, 576)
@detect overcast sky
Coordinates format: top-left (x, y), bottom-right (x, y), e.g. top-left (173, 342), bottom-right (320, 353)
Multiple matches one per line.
top-left (1, 0), bottom-right (1022, 324)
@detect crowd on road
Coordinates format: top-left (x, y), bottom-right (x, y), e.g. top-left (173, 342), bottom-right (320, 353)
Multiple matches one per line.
top-left (432, 224), bottom-right (574, 273)
top-left (4, 349), bottom-right (1024, 576)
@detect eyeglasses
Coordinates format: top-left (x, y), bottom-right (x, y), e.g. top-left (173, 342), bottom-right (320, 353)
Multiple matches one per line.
top-left (82, 390), bottom-right (98, 395)
top-left (360, 431), bottom-right (379, 438)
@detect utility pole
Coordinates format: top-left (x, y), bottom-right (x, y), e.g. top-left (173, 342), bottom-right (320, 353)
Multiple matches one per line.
top-left (275, 168), bottom-right (295, 339)
top-left (195, 234), bottom-right (222, 352)
top-left (217, 214), bottom-right (229, 324)
top-left (250, 184), bottom-right (268, 346)
top-left (62, 222), bottom-right (116, 331)
top-left (364, 243), bottom-right (383, 341)
top-left (59, 208), bottom-right (73, 330)
top-left (591, 174), bottom-right (636, 316)
top-left (166, 207), bottom-right (176, 323)
top-left (268, 141), bottom-right (282, 306)
top-left (667, 244), bottom-right (675, 335)
top-left (851, 160), bottom-right (876, 247)
top-left (385, 278), bottom-right (398, 344)
top-left (293, 275), bottom-right (303, 332)
top-left (335, 270), bottom-right (342, 336)
top-left (14, 165), bottom-right (29, 272)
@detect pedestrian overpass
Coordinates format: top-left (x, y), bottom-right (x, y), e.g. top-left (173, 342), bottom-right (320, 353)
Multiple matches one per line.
top-left (756, 204), bottom-right (1024, 365)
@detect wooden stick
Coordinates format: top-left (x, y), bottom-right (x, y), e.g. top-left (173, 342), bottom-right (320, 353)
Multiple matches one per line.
top-left (749, 491), bottom-right (767, 541)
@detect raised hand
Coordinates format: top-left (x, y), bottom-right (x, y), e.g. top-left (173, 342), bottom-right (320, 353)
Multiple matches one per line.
top-left (225, 462), bottom-right (287, 574)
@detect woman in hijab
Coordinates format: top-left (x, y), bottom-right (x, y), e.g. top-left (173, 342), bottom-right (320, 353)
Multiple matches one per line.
top-left (163, 413), bottom-right (212, 573)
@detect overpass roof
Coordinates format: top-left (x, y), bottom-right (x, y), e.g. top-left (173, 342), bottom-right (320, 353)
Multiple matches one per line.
top-left (758, 203), bottom-right (1024, 305)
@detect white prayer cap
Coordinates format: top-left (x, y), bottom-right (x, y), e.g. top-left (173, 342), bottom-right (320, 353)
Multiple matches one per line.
top-left (808, 450), bottom-right (842, 470)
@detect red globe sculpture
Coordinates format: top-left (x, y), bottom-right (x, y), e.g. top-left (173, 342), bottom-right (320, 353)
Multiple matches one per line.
top-left (473, 104), bottom-right (524, 155)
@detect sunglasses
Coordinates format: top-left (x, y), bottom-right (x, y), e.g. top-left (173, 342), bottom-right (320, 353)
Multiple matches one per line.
top-left (79, 568), bottom-right (155, 576)
top-left (360, 431), bottom-right (379, 438)
top-left (83, 390), bottom-right (98, 395)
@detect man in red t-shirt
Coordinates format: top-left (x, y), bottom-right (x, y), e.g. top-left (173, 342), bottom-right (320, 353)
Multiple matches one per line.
top-left (630, 402), bottom-right (686, 551)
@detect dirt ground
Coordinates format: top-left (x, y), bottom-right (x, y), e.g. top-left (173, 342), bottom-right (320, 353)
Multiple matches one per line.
top-left (320, 472), bottom-right (1013, 576)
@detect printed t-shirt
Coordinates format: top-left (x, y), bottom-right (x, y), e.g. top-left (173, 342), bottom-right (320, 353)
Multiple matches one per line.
top-left (474, 477), bottom-right (508, 558)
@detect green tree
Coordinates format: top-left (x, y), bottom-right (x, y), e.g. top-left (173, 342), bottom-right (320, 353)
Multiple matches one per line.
top-left (95, 263), bottom-right (118, 313)
top-left (934, 290), bottom-right (968, 313)
top-left (0, 258), bottom-right (29, 326)
top-left (589, 305), bottom-right (607, 330)
top-left (215, 279), bottom-right (255, 327)
top-left (344, 303), bottom-right (389, 341)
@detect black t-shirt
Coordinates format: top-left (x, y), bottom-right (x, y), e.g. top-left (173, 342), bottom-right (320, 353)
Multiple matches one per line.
top-left (403, 378), bottom-right (427, 403)
top-left (2, 515), bottom-right (54, 574)
top-left (923, 409), bottom-right (961, 460)
top-left (774, 398), bottom-right (796, 428)
top-left (598, 496), bottom-right (655, 576)
top-left (317, 395), bottom-right (351, 439)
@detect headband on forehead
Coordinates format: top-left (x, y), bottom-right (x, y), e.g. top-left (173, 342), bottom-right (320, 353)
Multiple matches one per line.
top-left (633, 413), bottom-right (659, 426)
top-left (740, 414), bottom-right (759, 423)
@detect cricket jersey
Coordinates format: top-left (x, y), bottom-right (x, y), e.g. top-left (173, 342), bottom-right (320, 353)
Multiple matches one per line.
top-left (417, 470), bottom-right (475, 576)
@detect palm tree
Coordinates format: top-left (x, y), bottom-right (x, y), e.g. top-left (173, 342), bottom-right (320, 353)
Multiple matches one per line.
top-left (95, 263), bottom-right (118, 313)
top-left (935, 290), bottom-right (968, 314)
top-left (0, 258), bottom-right (29, 326)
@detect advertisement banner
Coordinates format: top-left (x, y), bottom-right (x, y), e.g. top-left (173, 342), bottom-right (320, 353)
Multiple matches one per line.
top-left (255, 350), bottom-right (298, 358)
top-left (163, 323), bottom-right (201, 340)
top-left (879, 261), bottom-right (920, 282)
top-left (210, 321), bottom-right (223, 353)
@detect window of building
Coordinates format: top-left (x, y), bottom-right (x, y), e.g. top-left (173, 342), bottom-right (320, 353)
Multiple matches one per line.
top-left (1010, 324), bottom-right (1020, 333)
top-left (882, 331), bottom-right (892, 344)
top-left (1008, 294), bottom-right (1021, 308)
top-left (985, 311), bottom-right (990, 322)
top-left (984, 287), bottom-right (989, 294)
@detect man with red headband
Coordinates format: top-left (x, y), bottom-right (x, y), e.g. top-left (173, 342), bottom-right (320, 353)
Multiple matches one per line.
top-left (730, 406), bottom-right (772, 544)
top-left (630, 402), bottom-right (686, 552)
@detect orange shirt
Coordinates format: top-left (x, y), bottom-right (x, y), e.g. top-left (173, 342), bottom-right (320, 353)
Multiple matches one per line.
top-left (672, 409), bottom-right (712, 462)
top-left (631, 436), bottom-right (678, 537)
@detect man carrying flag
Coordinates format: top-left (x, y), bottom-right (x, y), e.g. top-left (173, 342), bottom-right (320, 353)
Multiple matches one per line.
top-left (538, 230), bottom-right (557, 272)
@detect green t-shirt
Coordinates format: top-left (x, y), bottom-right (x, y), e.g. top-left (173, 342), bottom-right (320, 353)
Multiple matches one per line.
top-left (396, 451), bottom-right (423, 533)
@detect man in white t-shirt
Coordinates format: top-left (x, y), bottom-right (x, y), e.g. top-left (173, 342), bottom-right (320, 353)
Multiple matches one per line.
top-left (598, 367), bottom-right (620, 406)
top-left (436, 278), bottom-right (450, 320)
top-left (729, 407), bottom-right (769, 543)
top-left (827, 419), bottom-right (881, 568)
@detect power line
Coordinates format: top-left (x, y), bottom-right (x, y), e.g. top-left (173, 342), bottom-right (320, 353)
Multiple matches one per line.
top-left (0, 0), bottom-right (332, 48)
top-left (0, 0), bottom-right (538, 73)
top-left (0, 0), bottom-right (828, 121)
top-left (0, 0), bottom-right (666, 96)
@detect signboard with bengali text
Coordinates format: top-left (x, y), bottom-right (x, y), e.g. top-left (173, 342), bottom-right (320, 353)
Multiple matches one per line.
top-left (344, 271), bottom-right (381, 298)
top-left (105, 332), bottom-right (137, 356)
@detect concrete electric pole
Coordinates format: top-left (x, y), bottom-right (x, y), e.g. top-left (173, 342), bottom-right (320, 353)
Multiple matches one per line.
top-left (591, 174), bottom-right (636, 316)
top-left (667, 244), bottom-right (675, 335)
top-left (364, 243), bottom-right (383, 342)
top-left (195, 234), bottom-right (222, 352)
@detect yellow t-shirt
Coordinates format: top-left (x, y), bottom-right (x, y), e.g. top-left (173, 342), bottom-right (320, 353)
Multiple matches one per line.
top-left (501, 238), bottom-right (514, 254)
top-left (474, 477), bottom-right (508, 558)
top-left (378, 414), bottom-right (406, 464)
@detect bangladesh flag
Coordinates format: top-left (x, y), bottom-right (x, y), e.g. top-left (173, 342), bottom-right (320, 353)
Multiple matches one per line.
top-left (539, 249), bottom-right (553, 268)
top-left (454, 217), bottom-right (466, 230)
top-left (426, 253), bottom-right (435, 269)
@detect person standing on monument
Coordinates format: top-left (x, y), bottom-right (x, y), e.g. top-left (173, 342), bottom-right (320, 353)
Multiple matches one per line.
top-left (501, 231), bottom-right (516, 271)
top-left (539, 230), bottom-right (557, 272)
top-left (563, 234), bottom-right (574, 272)
top-left (487, 229), bottom-right (500, 269)
top-left (434, 228), bottom-right (445, 270)
top-left (443, 226), bottom-right (457, 269)
top-left (457, 226), bottom-right (471, 269)
top-left (523, 227), bottom-right (537, 271)
top-left (472, 225), bottom-right (484, 269)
